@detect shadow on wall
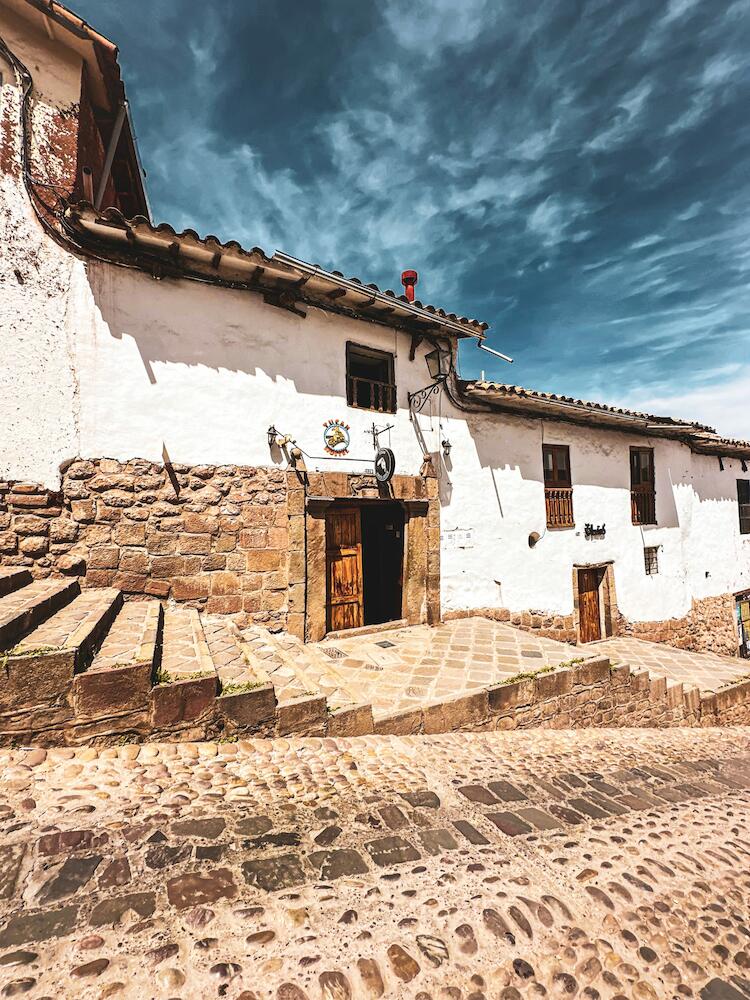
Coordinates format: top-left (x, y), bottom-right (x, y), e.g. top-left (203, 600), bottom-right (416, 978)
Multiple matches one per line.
top-left (458, 410), bottom-right (750, 533)
top-left (88, 263), bottom-right (421, 405)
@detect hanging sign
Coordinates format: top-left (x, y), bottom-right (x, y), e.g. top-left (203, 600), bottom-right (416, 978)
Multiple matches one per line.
top-left (374, 447), bottom-right (396, 484)
top-left (323, 419), bottom-right (351, 456)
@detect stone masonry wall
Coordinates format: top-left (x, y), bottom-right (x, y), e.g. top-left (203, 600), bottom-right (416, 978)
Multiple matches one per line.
top-left (444, 607), bottom-right (578, 644)
top-left (448, 591), bottom-right (740, 657)
top-left (617, 593), bottom-right (739, 658)
top-left (374, 655), bottom-right (750, 737)
top-left (0, 459), bottom-right (289, 627)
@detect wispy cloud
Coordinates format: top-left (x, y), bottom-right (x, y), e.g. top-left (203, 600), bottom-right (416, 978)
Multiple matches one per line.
top-left (76, 0), bottom-right (750, 439)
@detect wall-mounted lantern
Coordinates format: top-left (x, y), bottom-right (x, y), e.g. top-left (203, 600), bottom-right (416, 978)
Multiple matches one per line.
top-left (425, 345), bottom-right (452, 381)
top-left (409, 344), bottom-right (453, 413)
top-left (442, 438), bottom-right (452, 458)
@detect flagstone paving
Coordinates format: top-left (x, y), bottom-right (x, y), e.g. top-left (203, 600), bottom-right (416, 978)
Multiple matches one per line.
top-left (309, 618), bottom-right (750, 716)
top-left (592, 635), bottom-right (750, 691)
top-left (1, 727), bottom-right (750, 998)
top-left (314, 618), bottom-right (582, 716)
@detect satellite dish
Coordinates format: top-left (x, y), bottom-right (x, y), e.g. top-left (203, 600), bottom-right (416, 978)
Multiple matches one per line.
top-left (374, 447), bottom-right (395, 484)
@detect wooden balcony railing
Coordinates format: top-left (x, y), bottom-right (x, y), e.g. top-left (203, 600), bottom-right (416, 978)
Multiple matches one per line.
top-left (347, 375), bottom-right (396, 413)
top-left (631, 487), bottom-right (656, 525)
top-left (545, 487), bottom-right (574, 528)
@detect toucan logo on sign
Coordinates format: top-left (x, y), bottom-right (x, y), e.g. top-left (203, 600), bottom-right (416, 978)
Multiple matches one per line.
top-left (323, 419), bottom-right (351, 456)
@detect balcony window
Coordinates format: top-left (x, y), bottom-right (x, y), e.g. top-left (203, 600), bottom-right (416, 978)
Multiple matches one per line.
top-left (346, 342), bottom-right (396, 413)
top-left (739, 479), bottom-right (750, 535)
top-left (543, 444), bottom-right (574, 528)
top-left (630, 447), bottom-right (656, 525)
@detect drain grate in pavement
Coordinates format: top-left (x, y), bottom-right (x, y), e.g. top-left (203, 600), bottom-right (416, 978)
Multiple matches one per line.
top-left (376, 640), bottom-right (396, 648)
top-left (321, 647), bottom-right (346, 659)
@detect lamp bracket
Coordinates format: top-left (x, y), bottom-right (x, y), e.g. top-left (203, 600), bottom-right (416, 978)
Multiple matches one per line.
top-left (408, 375), bottom-right (446, 414)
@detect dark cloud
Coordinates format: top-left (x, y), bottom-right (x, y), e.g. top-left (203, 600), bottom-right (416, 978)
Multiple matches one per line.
top-left (72, 0), bottom-right (750, 435)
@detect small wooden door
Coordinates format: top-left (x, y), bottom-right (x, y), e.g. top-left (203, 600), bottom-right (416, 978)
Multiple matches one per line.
top-left (578, 568), bottom-right (602, 643)
top-left (326, 507), bottom-right (364, 632)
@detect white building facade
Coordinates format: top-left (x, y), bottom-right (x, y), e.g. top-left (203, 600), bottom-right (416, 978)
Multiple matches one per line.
top-left (1, 0), bottom-right (749, 655)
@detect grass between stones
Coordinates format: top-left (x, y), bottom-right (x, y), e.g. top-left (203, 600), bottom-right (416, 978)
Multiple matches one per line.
top-left (492, 656), bottom-right (586, 688)
top-left (153, 668), bottom-right (215, 685)
top-left (219, 679), bottom-right (265, 696)
top-left (719, 673), bottom-right (750, 689)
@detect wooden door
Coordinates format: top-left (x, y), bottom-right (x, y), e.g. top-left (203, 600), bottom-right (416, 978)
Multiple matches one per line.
top-left (578, 569), bottom-right (602, 643)
top-left (326, 507), bottom-right (363, 632)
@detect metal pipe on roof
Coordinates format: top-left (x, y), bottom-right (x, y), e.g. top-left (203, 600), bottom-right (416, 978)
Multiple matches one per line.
top-left (477, 342), bottom-right (513, 364)
top-left (94, 101), bottom-right (126, 211)
top-left (272, 251), bottom-right (485, 339)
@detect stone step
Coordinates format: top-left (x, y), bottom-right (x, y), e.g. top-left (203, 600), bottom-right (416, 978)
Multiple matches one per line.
top-left (296, 643), bottom-right (369, 708)
top-left (241, 625), bottom-right (309, 703)
top-left (73, 600), bottom-right (162, 718)
top-left (149, 607), bottom-right (218, 731)
top-left (0, 578), bottom-right (79, 650)
top-left (240, 625), bottom-right (371, 733)
top-left (260, 626), bottom-right (366, 708)
top-left (0, 588), bottom-right (123, 720)
top-left (203, 617), bottom-right (276, 733)
top-left (13, 587), bottom-right (123, 669)
top-left (0, 568), bottom-right (32, 599)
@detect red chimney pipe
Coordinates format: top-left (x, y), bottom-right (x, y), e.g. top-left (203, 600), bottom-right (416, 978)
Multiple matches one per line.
top-left (401, 269), bottom-right (418, 303)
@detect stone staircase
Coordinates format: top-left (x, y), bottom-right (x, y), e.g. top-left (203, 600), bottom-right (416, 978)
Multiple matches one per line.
top-left (0, 569), bottom-right (374, 748)
top-left (4, 570), bottom-right (740, 748)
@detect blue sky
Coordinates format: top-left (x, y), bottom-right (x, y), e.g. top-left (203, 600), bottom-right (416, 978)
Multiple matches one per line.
top-left (74, 0), bottom-right (750, 437)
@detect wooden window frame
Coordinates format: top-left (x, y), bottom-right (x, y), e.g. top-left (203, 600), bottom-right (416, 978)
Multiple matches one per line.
top-left (630, 447), bottom-right (656, 525)
top-left (543, 444), bottom-right (574, 529)
top-left (346, 341), bottom-right (397, 414)
top-left (738, 479), bottom-right (750, 535)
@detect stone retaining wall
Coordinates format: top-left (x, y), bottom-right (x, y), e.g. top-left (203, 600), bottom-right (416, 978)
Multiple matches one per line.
top-left (617, 593), bottom-right (739, 658)
top-left (373, 656), bottom-right (750, 736)
top-left (444, 606), bottom-right (577, 644)
top-left (447, 593), bottom-right (740, 657)
top-left (0, 460), bottom-right (290, 627)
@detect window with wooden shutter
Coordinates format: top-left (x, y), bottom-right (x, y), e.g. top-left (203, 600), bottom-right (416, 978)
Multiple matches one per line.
top-left (738, 479), bottom-right (750, 535)
top-left (543, 444), bottom-right (574, 528)
top-left (630, 447), bottom-right (656, 525)
top-left (346, 342), bottom-right (396, 413)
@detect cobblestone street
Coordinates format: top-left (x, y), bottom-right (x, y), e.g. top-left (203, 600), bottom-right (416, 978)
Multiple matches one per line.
top-left (1, 728), bottom-right (750, 998)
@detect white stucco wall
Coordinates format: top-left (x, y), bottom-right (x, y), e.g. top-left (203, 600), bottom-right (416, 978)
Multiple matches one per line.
top-left (2, 3), bottom-right (749, 629)
top-left (58, 259), bottom-right (750, 624)
top-left (434, 406), bottom-right (750, 621)
top-left (0, 5), bottom-right (83, 486)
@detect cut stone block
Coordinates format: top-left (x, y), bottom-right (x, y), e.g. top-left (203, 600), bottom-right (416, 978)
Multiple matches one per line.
top-left (0, 568), bottom-right (32, 599)
top-left (0, 579), bottom-right (79, 650)
top-left (73, 601), bottom-right (162, 716)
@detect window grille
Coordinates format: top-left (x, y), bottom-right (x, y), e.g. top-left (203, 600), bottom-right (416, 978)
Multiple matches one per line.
top-left (644, 546), bottom-right (659, 575)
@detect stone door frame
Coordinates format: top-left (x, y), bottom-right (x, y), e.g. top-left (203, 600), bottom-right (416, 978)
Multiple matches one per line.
top-left (572, 561), bottom-right (618, 643)
top-left (286, 470), bottom-right (440, 642)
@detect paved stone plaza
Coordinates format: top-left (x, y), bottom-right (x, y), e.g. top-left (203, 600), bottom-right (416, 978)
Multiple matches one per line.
top-left (592, 636), bottom-right (750, 691)
top-left (1, 728), bottom-right (750, 998)
top-left (312, 618), bottom-right (749, 716)
top-left (315, 619), bottom-right (583, 716)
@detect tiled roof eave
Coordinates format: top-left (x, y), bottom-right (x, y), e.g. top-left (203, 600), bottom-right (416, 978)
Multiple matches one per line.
top-left (460, 380), bottom-right (750, 458)
top-left (62, 203), bottom-right (489, 340)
